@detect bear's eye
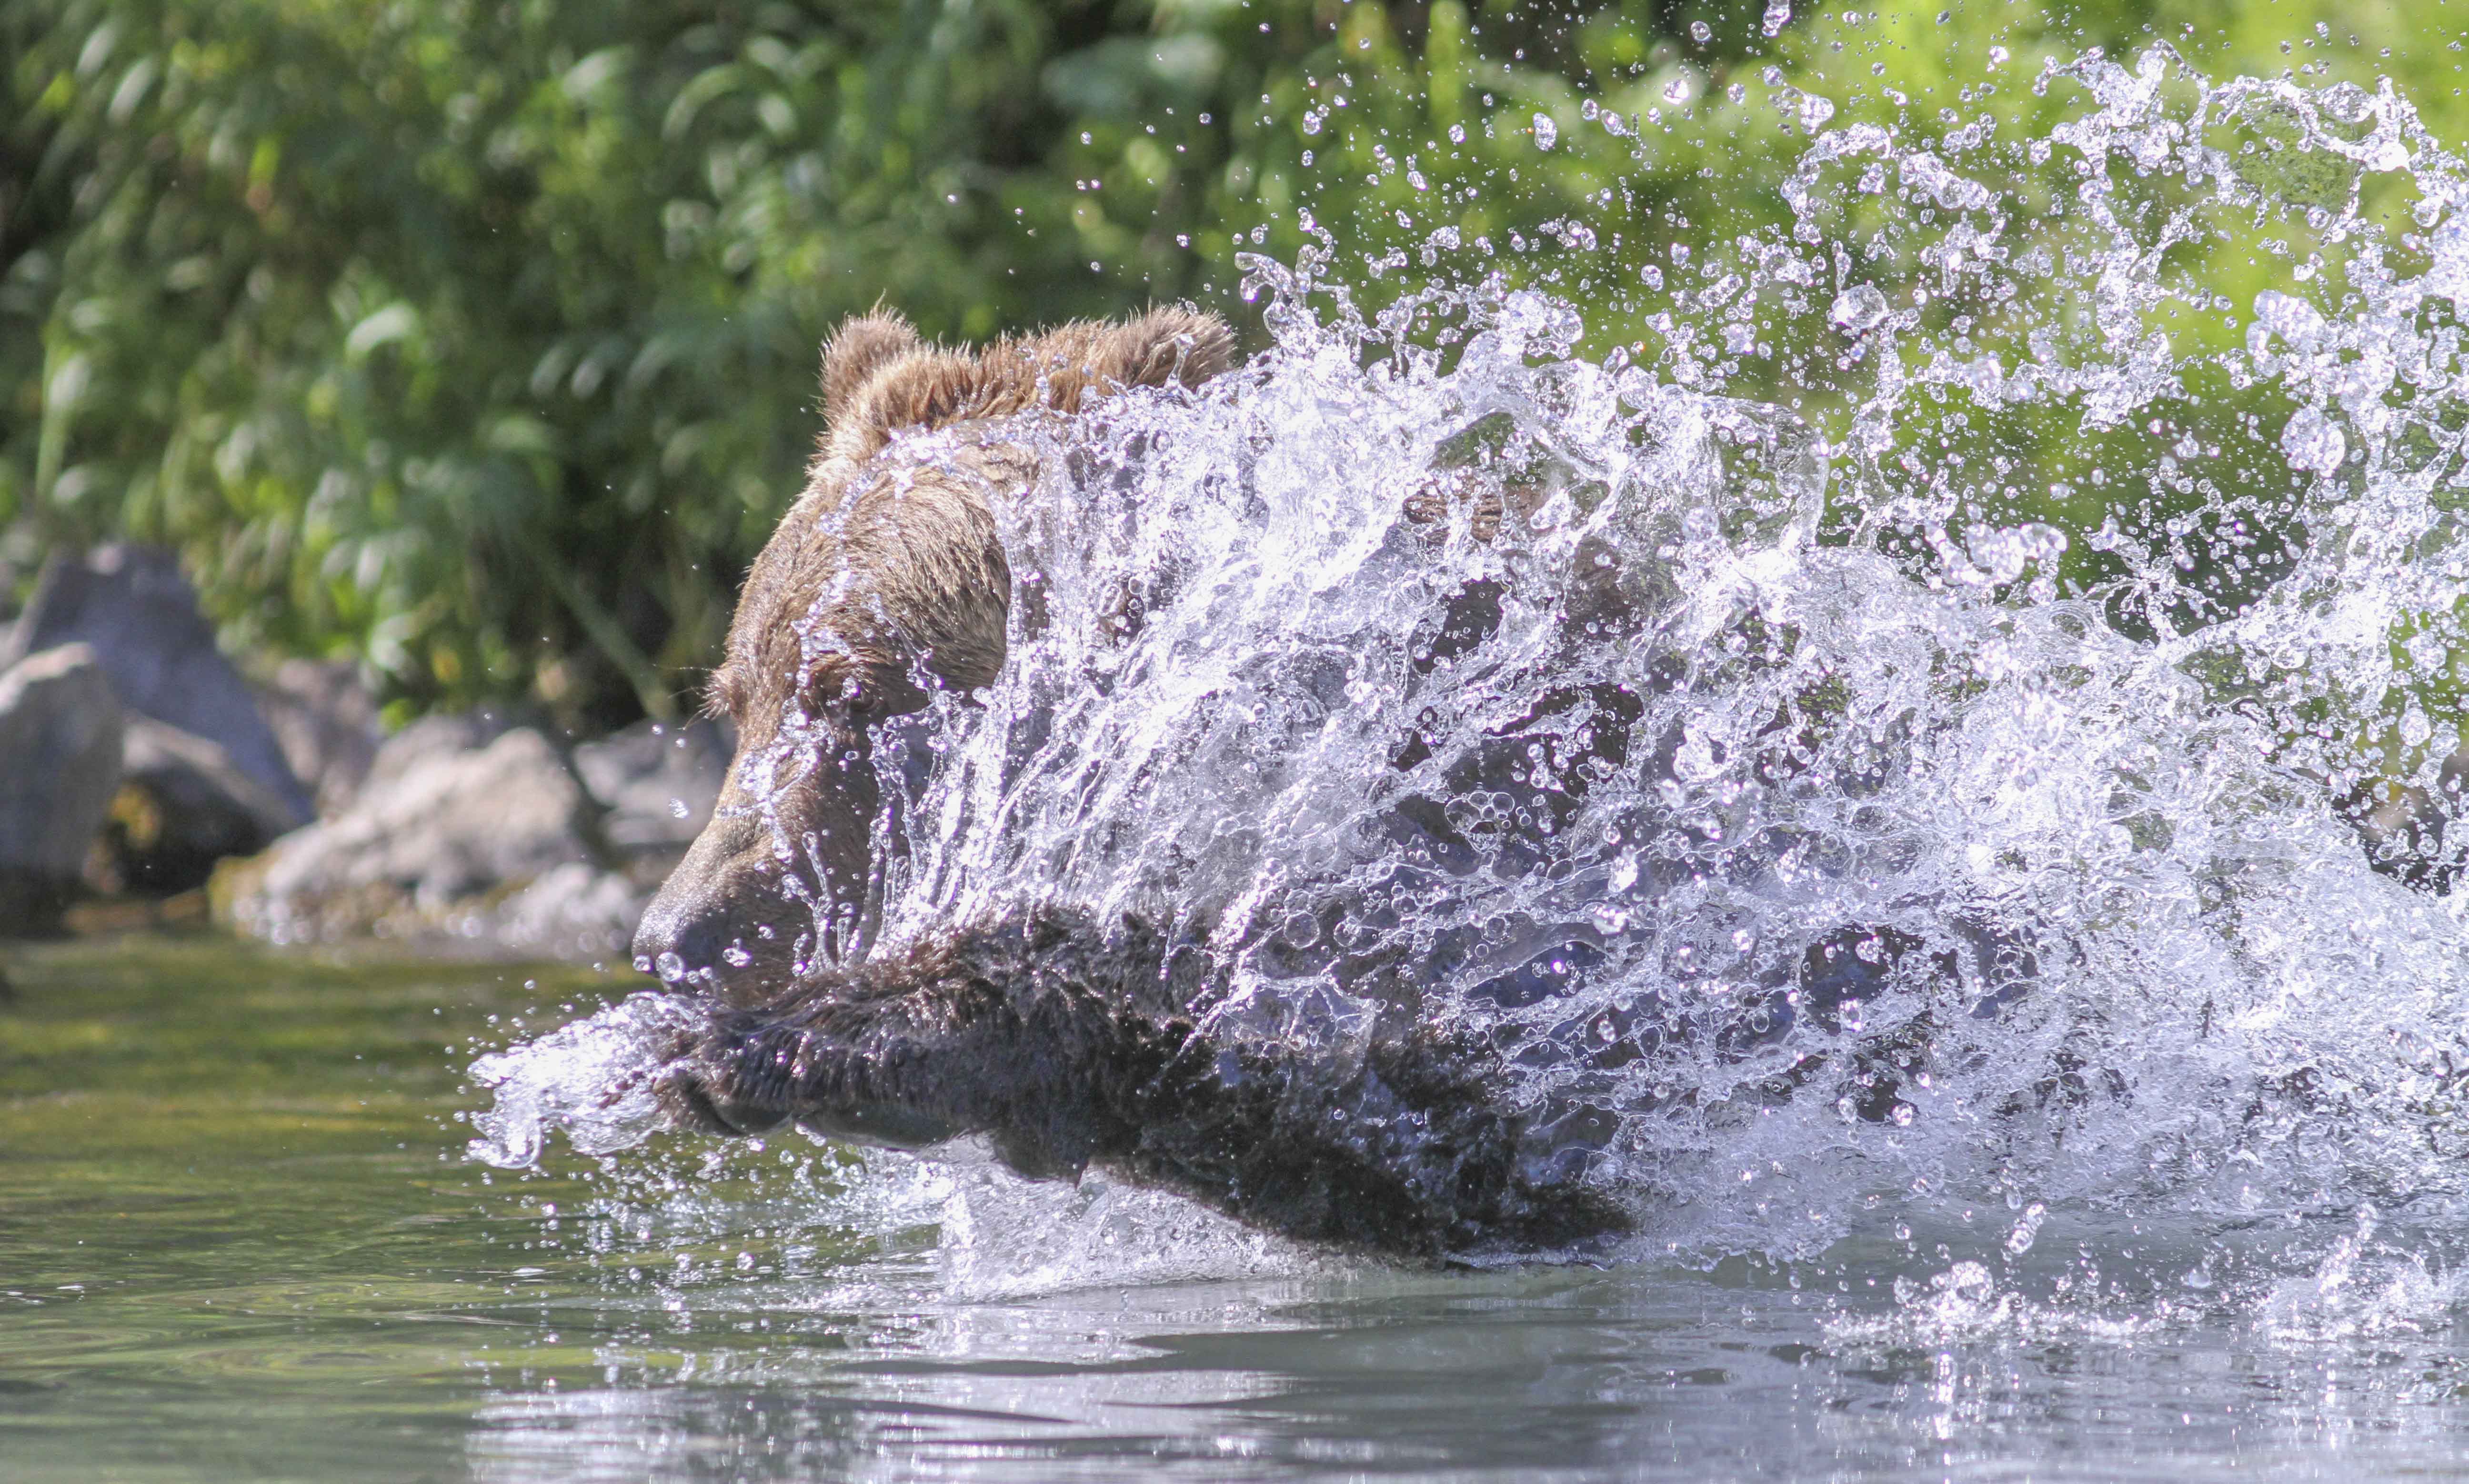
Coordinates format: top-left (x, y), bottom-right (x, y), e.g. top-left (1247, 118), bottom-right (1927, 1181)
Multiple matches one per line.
top-left (811, 667), bottom-right (871, 718)
top-left (788, 659), bottom-right (855, 721)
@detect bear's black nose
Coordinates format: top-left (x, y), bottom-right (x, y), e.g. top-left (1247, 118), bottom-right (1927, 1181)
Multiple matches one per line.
top-left (631, 894), bottom-right (732, 983)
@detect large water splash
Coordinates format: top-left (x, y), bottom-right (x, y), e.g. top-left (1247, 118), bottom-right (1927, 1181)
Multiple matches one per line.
top-left (475, 46), bottom-right (2469, 1274)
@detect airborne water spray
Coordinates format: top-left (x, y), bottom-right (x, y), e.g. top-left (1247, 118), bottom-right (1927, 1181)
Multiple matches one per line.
top-left (474, 47), bottom-right (2469, 1279)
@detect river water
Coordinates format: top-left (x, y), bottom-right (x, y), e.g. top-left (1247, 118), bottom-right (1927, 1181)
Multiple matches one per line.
top-left (17, 43), bottom-right (2469, 1483)
top-left (6, 936), bottom-right (2469, 1482)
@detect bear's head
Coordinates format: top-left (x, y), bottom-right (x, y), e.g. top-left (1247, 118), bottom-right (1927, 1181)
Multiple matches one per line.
top-left (632, 308), bottom-right (1234, 1002)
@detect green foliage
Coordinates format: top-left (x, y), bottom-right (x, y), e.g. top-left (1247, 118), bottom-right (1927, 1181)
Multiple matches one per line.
top-left (1, 0), bottom-right (1124, 722)
top-left (1, 0), bottom-right (2459, 727)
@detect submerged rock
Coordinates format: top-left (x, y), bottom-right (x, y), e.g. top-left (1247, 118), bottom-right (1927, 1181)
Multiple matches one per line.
top-left (3, 546), bottom-right (312, 828)
top-left (0, 645), bottom-right (124, 933)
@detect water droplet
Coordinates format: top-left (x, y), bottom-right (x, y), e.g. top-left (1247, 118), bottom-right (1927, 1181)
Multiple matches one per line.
top-left (2280, 405), bottom-right (2347, 476)
top-left (1830, 283), bottom-right (1891, 332)
top-left (2319, 80), bottom-right (2373, 125)
top-left (1531, 112), bottom-right (1557, 150)
top-left (2004, 1202), bottom-right (2047, 1257)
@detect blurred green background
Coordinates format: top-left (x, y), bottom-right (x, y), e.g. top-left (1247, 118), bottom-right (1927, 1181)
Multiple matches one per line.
top-left (3, 0), bottom-right (2459, 733)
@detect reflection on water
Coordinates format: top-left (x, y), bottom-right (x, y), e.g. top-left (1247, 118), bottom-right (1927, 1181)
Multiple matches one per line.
top-left (4, 937), bottom-right (2469, 1482)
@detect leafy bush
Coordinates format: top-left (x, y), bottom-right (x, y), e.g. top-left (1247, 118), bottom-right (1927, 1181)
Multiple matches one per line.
top-left (2, 0), bottom-right (2455, 731)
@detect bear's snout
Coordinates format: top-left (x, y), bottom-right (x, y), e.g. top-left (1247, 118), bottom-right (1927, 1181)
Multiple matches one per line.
top-left (633, 808), bottom-right (809, 997)
top-left (634, 717), bottom-right (885, 1000)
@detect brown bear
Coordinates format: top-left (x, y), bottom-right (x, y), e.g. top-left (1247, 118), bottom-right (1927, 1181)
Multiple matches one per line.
top-left (630, 307), bottom-right (1650, 1258)
top-left (633, 307), bottom-right (1236, 990)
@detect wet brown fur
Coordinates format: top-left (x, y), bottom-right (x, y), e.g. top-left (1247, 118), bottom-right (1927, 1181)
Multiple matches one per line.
top-left (640, 307), bottom-right (1236, 1002)
top-left (632, 306), bottom-right (1632, 1258)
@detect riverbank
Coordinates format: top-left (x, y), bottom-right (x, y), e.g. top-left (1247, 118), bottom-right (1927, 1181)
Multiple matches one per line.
top-left (1, 545), bottom-right (729, 959)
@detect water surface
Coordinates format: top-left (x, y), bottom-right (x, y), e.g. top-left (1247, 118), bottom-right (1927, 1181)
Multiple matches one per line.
top-left (6, 935), bottom-right (2469, 1482)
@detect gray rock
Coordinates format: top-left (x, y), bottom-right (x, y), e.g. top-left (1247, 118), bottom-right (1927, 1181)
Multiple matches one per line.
top-left (362, 707), bottom-right (523, 794)
top-left (256, 726), bottom-right (592, 906)
top-left (3, 546), bottom-right (311, 828)
top-left (95, 718), bottom-right (302, 895)
top-left (215, 725), bottom-right (642, 953)
top-left (496, 862), bottom-right (650, 960)
top-left (0, 645), bottom-right (124, 932)
top-left (574, 718), bottom-right (733, 853)
top-left (215, 712), bottom-right (739, 958)
top-left (254, 659), bottom-right (381, 818)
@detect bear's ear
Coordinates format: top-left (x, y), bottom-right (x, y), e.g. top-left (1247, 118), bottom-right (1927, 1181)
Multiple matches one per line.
top-left (821, 311), bottom-right (923, 424)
